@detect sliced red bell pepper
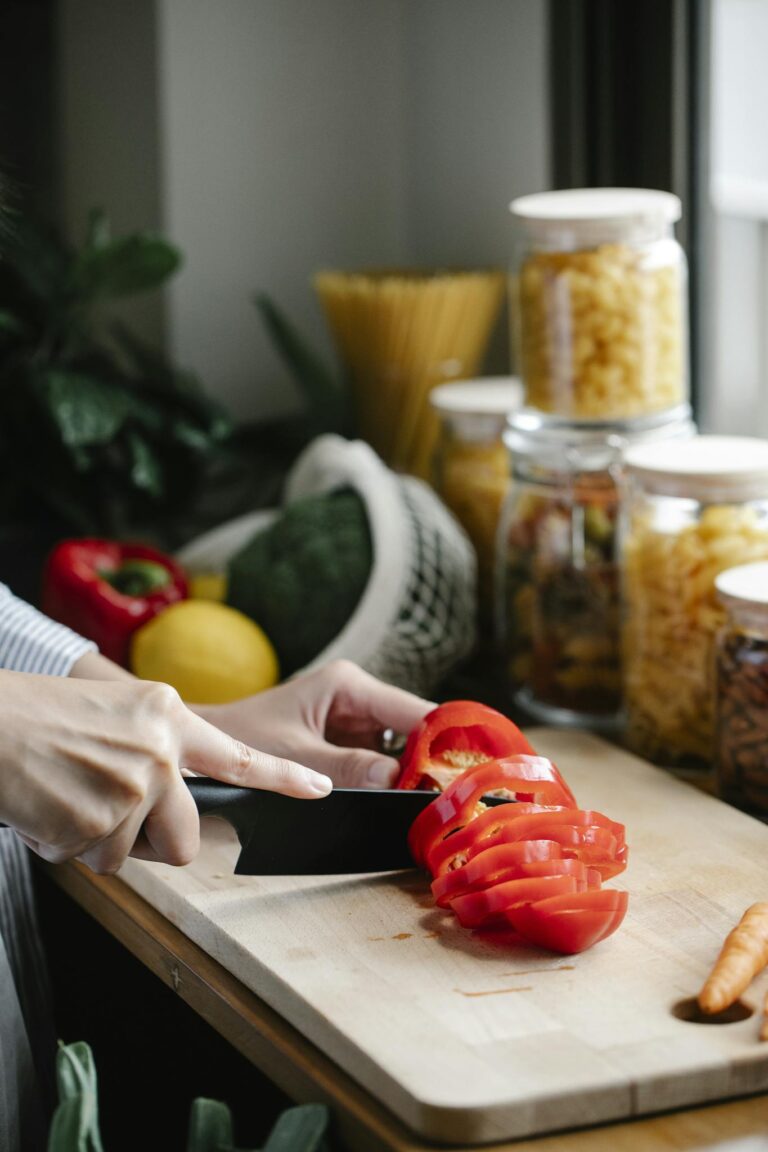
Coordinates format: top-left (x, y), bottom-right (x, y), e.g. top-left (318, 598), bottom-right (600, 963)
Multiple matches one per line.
top-left (405, 746), bottom-right (629, 955)
top-left (396, 700), bottom-right (535, 791)
top-left (431, 839), bottom-right (566, 908)
top-left (408, 755), bottom-right (578, 870)
top-left (450, 867), bottom-right (599, 930)
top-left (505, 890), bottom-right (629, 954)
top-left (43, 538), bottom-right (188, 667)
top-left (460, 810), bottom-right (627, 881)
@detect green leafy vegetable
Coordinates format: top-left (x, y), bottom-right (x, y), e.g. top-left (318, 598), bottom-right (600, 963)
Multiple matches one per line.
top-left (227, 487), bottom-right (372, 675)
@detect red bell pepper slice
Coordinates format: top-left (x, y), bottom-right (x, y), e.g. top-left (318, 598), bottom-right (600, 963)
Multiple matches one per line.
top-left (431, 839), bottom-right (566, 908)
top-left (43, 538), bottom-right (188, 667)
top-left (505, 890), bottom-right (629, 954)
top-left (460, 811), bottom-right (627, 881)
top-left (408, 756), bottom-right (578, 870)
top-left (396, 700), bottom-right (535, 791)
top-left (427, 802), bottom-right (561, 878)
top-left (449, 866), bottom-right (601, 930)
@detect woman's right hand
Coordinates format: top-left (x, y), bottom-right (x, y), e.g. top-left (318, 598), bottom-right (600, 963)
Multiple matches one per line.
top-left (0, 672), bottom-right (331, 874)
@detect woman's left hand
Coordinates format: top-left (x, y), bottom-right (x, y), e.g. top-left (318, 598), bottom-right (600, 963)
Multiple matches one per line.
top-left (194, 660), bottom-right (433, 789)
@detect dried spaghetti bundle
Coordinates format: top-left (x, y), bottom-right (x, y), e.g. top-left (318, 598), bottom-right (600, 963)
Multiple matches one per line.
top-left (315, 269), bottom-right (504, 478)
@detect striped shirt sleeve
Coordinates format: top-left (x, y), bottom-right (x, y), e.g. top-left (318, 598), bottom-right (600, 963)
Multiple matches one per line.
top-left (0, 584), bottom-right (96, 676)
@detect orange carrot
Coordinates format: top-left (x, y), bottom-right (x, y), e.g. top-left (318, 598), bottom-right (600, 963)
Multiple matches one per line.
top-left (698, 902), bottom-right (768, 1015)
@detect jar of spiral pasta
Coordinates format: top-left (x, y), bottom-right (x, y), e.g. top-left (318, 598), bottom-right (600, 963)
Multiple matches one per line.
top-left (498, 405), bottom-right (694, 729)
top-left (714, 561), bottom-right (768, 816)
top-left (510, 188), bottom-right (688, 419)
top-left (431, 378), bottom-right (523, 634)
top-left (622, 437), bottom-right (768, 770)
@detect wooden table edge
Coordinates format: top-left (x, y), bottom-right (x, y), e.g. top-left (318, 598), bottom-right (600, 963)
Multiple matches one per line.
top-left (41, 860), bottom-right (768, 1152)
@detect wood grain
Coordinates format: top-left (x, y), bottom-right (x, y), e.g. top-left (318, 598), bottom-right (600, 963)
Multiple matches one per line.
top-left (110, 729), bottom-right (768, 1143)
top-left (45, 862), bottom-right (768, 1152)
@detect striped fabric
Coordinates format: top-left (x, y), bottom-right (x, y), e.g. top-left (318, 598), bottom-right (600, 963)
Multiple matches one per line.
top-left (0, 585), bottom-right (94, 1148)
top-left (0, 583), bottom-right (95, 675)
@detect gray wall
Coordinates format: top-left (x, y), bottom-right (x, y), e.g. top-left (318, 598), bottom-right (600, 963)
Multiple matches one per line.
top-left (57, 0), bottom-right (550, 421)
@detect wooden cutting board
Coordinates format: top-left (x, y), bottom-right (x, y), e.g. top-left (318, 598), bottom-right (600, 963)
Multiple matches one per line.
top-left (118, 730), bottom-right (768, 1144)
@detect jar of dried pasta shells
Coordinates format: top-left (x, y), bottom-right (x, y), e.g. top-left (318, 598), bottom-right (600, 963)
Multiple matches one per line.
top-left (622, 437), bottom-right (768, 771)
top-left (714, 561), bottom-right (768, 816)
top-left (431, 377), bottom-right (523, 634)
top-left (510, 188), bottom-right (688, 419)
top-left (498, 405), bottom-right (694, 730)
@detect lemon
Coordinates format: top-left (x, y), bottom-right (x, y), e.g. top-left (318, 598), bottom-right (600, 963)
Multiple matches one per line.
top-left (131, 600), bottom-right (279, 704)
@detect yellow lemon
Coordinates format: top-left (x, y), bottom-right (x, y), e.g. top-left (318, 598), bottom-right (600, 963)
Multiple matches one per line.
top-left (188, 571), bottom-right (227, 602)
top-left (131, 600), bottom-right (279, 704)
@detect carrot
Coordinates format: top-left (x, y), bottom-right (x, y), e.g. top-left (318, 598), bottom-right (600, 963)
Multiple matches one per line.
top-left (761, 990), bottom-right (768, 1042)
top-left (698, 903), bottom-right (768, 1015)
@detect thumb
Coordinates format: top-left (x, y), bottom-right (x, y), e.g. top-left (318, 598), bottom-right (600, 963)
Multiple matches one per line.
top-left (179, 709), bottom-right (332, 798)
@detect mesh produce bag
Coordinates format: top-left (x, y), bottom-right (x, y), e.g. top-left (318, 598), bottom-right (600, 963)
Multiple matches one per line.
top-left (285, 435), bottom-right (477, 696)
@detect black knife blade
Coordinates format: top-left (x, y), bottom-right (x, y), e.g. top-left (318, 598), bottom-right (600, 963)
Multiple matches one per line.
top-left (186, 777), bottom-right (510, 876)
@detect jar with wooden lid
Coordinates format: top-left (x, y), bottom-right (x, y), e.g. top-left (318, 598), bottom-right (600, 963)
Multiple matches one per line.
top-left (714, 561), bottom-right (768, 815)
top-left (430, 377), bottom-right (523, 634)
top-left (497, 405), bottom-right (694, 729)
top-left (622, 437), bottom-right (768, 769)
top-left (510, 188), bottom-right (688, 419)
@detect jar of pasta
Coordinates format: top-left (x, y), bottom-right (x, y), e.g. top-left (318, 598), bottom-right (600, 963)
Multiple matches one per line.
top-left (431, 378), bottom-right (523, 635)
top-left (510, 188), bottom-right (688, 418)
top-left (498, 405), bottom-right (694, 729)
top-left (622, 437), bottom-right (768, 770)
top-left (714, 562), bottom-right (768, 816)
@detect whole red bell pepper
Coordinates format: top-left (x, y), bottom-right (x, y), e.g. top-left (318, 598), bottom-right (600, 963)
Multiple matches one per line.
top-left (43, 539), bottom-right (188, 667)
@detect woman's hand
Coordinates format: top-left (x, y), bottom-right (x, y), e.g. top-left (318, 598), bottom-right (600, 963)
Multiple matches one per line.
top-left (0, 671), bottom-right (331, 874)
top-left (194, 660), bottom-right (433, 789)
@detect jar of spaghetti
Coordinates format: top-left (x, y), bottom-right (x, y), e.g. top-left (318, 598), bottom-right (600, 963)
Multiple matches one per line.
top-left (622, 437), bottom-right (768, 770)
top-left (431, 377), bottom-right (523, 634)
top-left (510, 188), bottom-right (688, 418)
top-left (714, 562), bottom-right (768, 815)
top-left (498, 405), bottom-right (694, 729)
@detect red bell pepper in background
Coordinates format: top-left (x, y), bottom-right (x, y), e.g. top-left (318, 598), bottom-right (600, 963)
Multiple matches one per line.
top-left (43, 539), bottom-right (188, 667)
top-left (396, 700), bottom-right (536, 791)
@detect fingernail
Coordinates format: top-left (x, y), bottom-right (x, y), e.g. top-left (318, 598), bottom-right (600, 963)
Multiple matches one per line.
top-left (367, 760), bottom-right (397, 787)
top-left (309, 773), bottom-right (333, 796)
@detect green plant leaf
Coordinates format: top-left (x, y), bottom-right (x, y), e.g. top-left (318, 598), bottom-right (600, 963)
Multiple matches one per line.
top-left (127, 430), bottom-right (164, 496)
top-left (1, 212), bottom-right (72, 302)
top-left (50, 1042), bottom-right (104, 1152)
top-left (185, 1098), bottom-right (234, 1152)
top-left (73, 233), bottom-right (181, 299)
top-left (38, 370), bottom-right (131, 448)
top-left (254, 294), bottom-right (349, 435)
top-left (261, 1104), bottom-right (330, 1152)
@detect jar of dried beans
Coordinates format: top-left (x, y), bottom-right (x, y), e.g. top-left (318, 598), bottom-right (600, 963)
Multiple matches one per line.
top-left (714, 561), bottom-right (768, 815)
top-left (497, 405), bottom-right (694, 729)
top-left (622, 437), bottom-right (768, 770)
top-left (509, 188), bottom-right (688, 419)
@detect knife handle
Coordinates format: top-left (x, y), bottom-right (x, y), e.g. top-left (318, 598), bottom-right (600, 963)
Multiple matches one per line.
top-left (184, 777), bottom-right (252, 818)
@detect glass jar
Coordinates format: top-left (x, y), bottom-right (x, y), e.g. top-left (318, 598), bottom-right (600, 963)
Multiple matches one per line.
top-left (509, 188), bottom-right (688, 419)
top-left (714, 561), bottom-right (768, 816)
top-left (431, 377), bottom-right (523, 634)
top-left (498, 405), bottom-right (694, 729)
top-left (622, 437), bottom-right (768, 770)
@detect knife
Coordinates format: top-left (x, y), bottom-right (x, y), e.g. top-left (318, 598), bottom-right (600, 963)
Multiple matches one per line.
top-left (187, 777), bottom-right (510, 875)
